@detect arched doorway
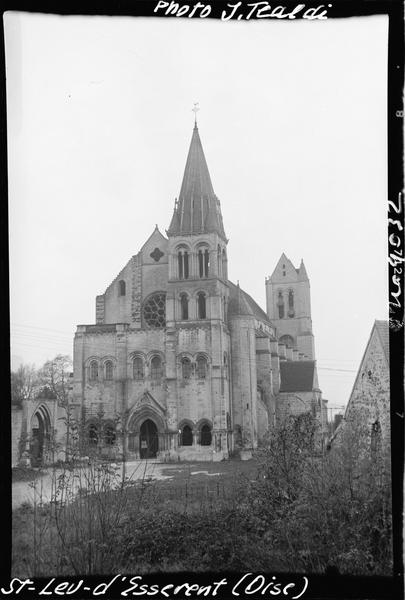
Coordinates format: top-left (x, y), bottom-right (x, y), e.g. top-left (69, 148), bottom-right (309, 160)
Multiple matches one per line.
top-left (139, 419), bottom-right (159, 459)
top-left (30, 408), bottom-right (50, 467)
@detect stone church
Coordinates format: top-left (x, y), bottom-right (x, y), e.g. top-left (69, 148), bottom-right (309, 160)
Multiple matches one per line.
top-left (72, 120), bottom-right (328, 461)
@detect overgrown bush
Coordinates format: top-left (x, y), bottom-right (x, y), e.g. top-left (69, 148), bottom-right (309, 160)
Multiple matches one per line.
top-left (12, 413), bottom-right (392, 577)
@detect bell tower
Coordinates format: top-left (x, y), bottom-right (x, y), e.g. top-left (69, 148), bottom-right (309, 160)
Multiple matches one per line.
top-left (265, 253), bottom-right (315, 360)
top-left (164, 112), bottom-right (231, 459)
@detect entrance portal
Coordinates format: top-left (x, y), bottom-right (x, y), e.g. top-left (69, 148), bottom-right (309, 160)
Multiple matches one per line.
top-left (139, 419), bottom-right (159, 459)
top-left (30, 410), bottom-right (49, 467)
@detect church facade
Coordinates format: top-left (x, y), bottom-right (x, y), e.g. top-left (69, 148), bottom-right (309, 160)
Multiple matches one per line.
top-left (72, 122), bottom-right (327, 461)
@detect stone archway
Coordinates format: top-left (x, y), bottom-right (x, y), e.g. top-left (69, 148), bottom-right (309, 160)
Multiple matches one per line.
top-left (30, 405), bottom-right (51, 467)
top-left (127, 402), bottom-right (167, 459)
top-left (139, 419), bottom-right (159, 459)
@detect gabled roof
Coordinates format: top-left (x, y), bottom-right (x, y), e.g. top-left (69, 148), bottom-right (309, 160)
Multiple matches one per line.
top-left (279, 360), bottom-right (316, 392)
top-left (374, 320), bottom-right (389, 363)
top-left (228, 281), bottom-right (270, 323)
top-left (269, 253), bottom-right (308, 282)
top-left (167, 124), bottom-right (226, 239)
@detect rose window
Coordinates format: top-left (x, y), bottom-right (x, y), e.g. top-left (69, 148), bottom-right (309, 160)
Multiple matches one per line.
top-left (143, 293), bottom-right (166, 328)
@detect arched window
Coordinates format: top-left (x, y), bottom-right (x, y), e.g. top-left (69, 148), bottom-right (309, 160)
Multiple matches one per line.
top-left (150, 356), bottom-right (163, 380)
top-left (104, 360), bottom-right (113, 380)
top-left (118, 280), bottom-right (126, 296)
top-left (180, 425), bottom-right (193, 446)
top-left (104, 424), bottom-right (116, 445)
top-left (217, 245), bottom-right (222, 277)
top-left (177, 248), bottom-right (189, 280)
top-left (288, 290), bottom-right (295, 317)
top-left (200, 424), bottom-right (212, 446)
top-left (89, 360), bottom-right (98, 380)
top-left (181, 357), bottom-right (192, 379)
top-left (180, 293), bottom-right (189, 320)
top-left (196, 356), bottom-right (207, 379)
top-left (198, 247), bottom-right (209, 278)
top-left (277, 291), bottom-right (285, 319)
top-left (197, 292), bottom-right (207, 319)
top-left (88, 424), bottom-right (98, 446)
top-left (133, 357), bottom-right (144, 380)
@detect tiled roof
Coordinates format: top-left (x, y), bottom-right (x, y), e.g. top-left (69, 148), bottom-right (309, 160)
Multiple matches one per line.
top-left (279, 360), bottom-right (316, 392)
top-left (228, 281), bottom-right (270, 323)
top-left (374, 320), bottom-right (389, 363)
top-left (167, 124), bottom-right (226, 239)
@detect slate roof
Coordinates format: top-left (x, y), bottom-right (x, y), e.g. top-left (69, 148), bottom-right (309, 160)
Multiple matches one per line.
top-left (374, 320), bottom-right (389, 363)
top-left (279, 360), bottom-right (316, 392)
top-left (228, 281), bottom-right (270, 323)
top-left (167, 124), bottom-right (226, 239)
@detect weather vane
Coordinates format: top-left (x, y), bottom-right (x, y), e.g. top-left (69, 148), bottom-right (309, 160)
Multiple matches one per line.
top-left (192, 102), bottom-right (200, 125)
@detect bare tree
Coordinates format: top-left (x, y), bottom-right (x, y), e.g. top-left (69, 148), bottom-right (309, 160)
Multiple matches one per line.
top-left (38, 354), bottom-right (73, 459)
top-left (37, 354), bottom-right (72, 406)
top-left (11, 364), bottom-right (39, 407)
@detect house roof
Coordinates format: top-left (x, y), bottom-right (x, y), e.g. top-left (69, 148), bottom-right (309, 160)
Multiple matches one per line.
top-left (279, 360), bottom-right (316, 392)
top-left (374, 320), bottom-right (389, 363)
top-left (167, 124), bottom-right (226, 239)
top-left (228, 281), bottom-right (270, 323)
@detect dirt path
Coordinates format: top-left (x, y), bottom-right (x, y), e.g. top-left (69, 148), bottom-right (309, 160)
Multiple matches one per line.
top-left (12, 461), bottom-right (175, 510)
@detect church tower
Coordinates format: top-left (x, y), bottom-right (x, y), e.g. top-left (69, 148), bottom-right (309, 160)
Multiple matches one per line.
top-left (265, 253), bottom-right (315, 360)
top-left (165, 116), bottom-right (231, 458)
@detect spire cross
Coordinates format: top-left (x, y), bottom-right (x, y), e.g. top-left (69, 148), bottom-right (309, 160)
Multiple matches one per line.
top-left (192, 102), bottom-right (200, 125)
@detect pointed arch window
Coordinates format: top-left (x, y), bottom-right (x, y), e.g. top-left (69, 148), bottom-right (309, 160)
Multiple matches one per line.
top-left (180, 424), bottom-right (193, 446)
top-left (196, 356), bottom-right (207, 379)
top-left (104, 360), bottom-right (113, 380)
top-left (277, 291), bottom-right (285, 319)
top-left (133, 357), bottom-right (144, 380)
top-left (180, 293), bottom-right (189, 320)
top-left (89, 360), bottom-right (98, 380)
top-left (150, 356), bottom-right (163, 380)
top-left (197, 292), bottom-right (207, 319)
top-left (217, 245), bottom-right (222, 277)
top-left (200, 424), bottom-right (212, 446)
top-left (181, 357), bottom-right (192, 379)
top-left (288, 290), bottom-right (295, 318)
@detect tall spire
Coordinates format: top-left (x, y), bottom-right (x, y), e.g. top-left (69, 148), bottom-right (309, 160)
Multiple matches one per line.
top-left (167, 117), bottom-right (226, 239)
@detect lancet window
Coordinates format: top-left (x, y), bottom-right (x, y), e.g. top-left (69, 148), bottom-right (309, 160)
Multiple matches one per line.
top-left (197, 292), bottom-right (207, 319)
top-left (277, 291), bottom-right (285, 319)
top-left (180, 293), bottom-right (189, 320)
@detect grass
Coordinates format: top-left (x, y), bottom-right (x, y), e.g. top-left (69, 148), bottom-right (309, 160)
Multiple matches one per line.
top-left (12, 467), bottom-right (43, 482)
top-left (12, 458), bottom-right (260, 577)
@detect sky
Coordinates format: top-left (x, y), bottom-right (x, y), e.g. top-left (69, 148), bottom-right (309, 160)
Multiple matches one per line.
top-left (5, 12), bottom-right (388, 413)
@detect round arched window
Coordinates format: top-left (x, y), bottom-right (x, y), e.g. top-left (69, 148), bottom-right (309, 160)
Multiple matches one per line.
top-left (143, 293), bottom-right (166, 328)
